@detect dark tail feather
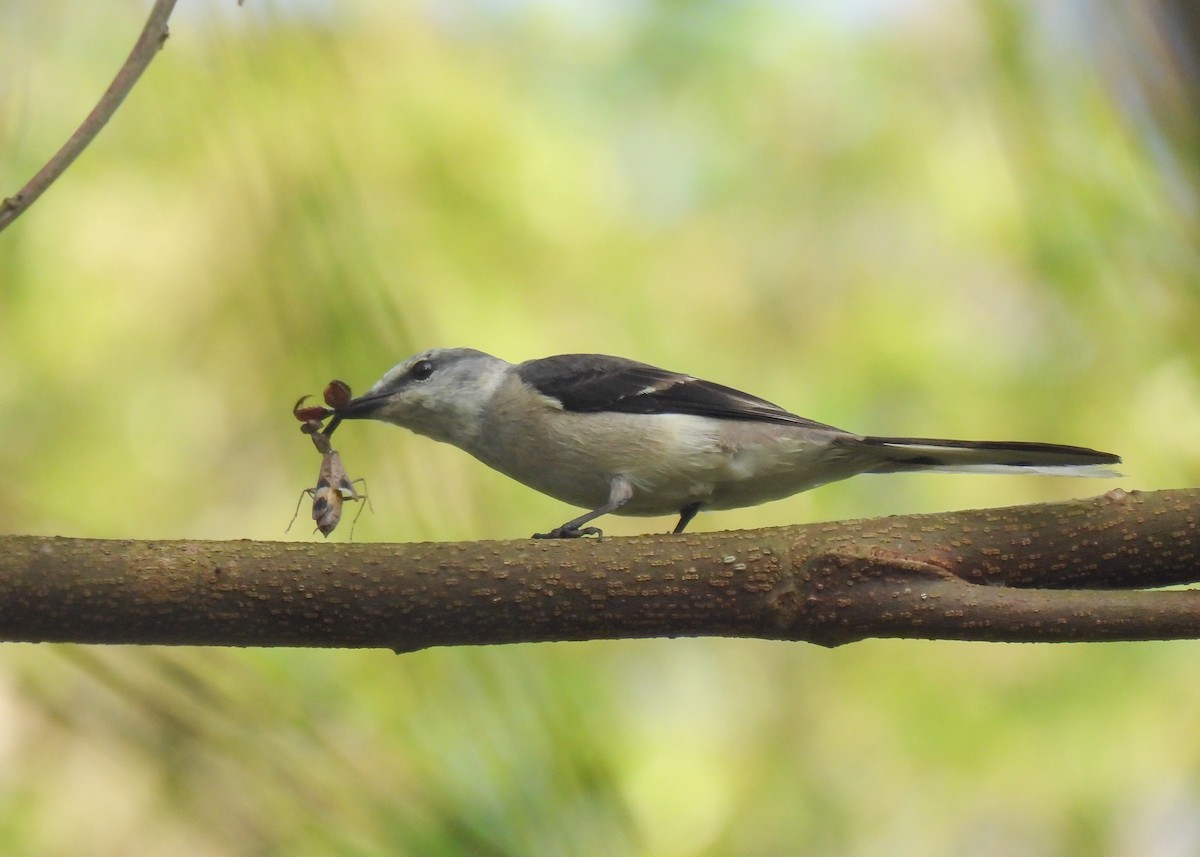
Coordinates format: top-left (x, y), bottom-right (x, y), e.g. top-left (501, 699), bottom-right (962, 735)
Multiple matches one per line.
top-left (857, 437), bottom-right (1122, 477)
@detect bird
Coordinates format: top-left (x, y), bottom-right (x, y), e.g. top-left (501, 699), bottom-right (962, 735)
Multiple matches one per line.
top-left (328, 348), bottom-right (1121, 538)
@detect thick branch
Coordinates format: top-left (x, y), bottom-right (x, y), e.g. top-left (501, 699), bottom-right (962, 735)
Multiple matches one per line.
top-left (1, 488), bottom-right (1198, 651)
top-left (0, 0), bottom-right (179, 232)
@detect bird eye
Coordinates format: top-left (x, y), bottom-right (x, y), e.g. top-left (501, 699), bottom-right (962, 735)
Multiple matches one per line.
top-left (409, 359), bottom-right (434, 381)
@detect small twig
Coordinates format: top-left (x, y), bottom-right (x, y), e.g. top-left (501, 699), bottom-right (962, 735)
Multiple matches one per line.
top-left (0, 0), bottom-right (180, 233)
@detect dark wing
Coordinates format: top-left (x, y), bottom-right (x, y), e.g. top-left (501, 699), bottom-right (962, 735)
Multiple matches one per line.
top-left (517, 354), bottom-right (839, 429)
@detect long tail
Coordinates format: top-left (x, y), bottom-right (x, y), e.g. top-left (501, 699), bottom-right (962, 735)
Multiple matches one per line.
top-left (857, 436), bottom-right (1122, 478)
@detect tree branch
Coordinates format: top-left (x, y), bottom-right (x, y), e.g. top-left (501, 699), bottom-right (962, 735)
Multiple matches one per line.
top-left (3, 488), bottom-right (1199, 651)
top-left (0, 0), bottom-right (179, 233)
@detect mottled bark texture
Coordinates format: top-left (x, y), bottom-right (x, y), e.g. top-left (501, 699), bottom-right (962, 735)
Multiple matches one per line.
top-left (1, 488), bottom-right (1198, 651)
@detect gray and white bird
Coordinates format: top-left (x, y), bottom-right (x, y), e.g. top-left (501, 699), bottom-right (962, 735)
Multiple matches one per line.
top-left (330, 348), bottom-right (1121, 538)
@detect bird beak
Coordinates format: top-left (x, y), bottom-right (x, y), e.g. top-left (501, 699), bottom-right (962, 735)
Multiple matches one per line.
top-left (323, 391), bottom-right (389, 438)
top-left (338, 391), bottom-right (390, 419)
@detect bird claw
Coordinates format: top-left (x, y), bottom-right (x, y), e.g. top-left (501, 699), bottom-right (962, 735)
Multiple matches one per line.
top-left (532, 525), bottom-right (603, 540)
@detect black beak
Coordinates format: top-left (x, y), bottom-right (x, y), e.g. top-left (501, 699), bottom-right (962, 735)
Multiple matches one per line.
top-left (324, 392), bottom-right (389, 438)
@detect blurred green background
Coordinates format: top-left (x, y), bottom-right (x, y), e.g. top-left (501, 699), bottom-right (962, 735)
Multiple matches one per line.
top-left (4, 1), bottom-right (1200, 854)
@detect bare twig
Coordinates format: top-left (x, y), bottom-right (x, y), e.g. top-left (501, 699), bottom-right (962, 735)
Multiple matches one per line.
top-left (0, 0), bottom-right (179, 233)
top-left (1, 488), bottom-right (1198, 652)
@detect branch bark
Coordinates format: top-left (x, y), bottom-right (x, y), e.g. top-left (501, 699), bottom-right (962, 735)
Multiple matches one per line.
top-left (2, 488), bottom-right (1199, 651)
top-left (0, 0), bottom-right (179, 233)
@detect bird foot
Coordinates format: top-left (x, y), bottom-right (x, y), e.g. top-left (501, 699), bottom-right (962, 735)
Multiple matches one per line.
top-left (532, 525), bottom-right (603, 540)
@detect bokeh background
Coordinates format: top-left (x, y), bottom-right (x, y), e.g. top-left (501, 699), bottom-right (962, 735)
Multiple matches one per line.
top-left (4, 1), bottom-right (1200, 854)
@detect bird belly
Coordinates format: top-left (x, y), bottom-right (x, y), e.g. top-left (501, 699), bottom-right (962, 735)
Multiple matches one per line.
top-left (699, 424), bottom-right (861, 511)
top-left (621, 420), bottom-right (861, 514)
top-left (472, 405), bottom-right (863, 517)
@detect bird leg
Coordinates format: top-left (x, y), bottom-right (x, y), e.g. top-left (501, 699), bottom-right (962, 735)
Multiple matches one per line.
top-left (533, 477), bottom-right (633, 539)
top-left (673, 501), bottom-right (703, 534)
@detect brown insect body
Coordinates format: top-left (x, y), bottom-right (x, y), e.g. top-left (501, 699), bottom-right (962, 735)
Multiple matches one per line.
top-left (308, 447), bottom-right (369, 536)
top-left (289, 380), bottom-right (369, 537)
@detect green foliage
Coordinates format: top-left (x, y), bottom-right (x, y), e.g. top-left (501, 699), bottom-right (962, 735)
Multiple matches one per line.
top-left (3, 3), bottom-right (1200, 855)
